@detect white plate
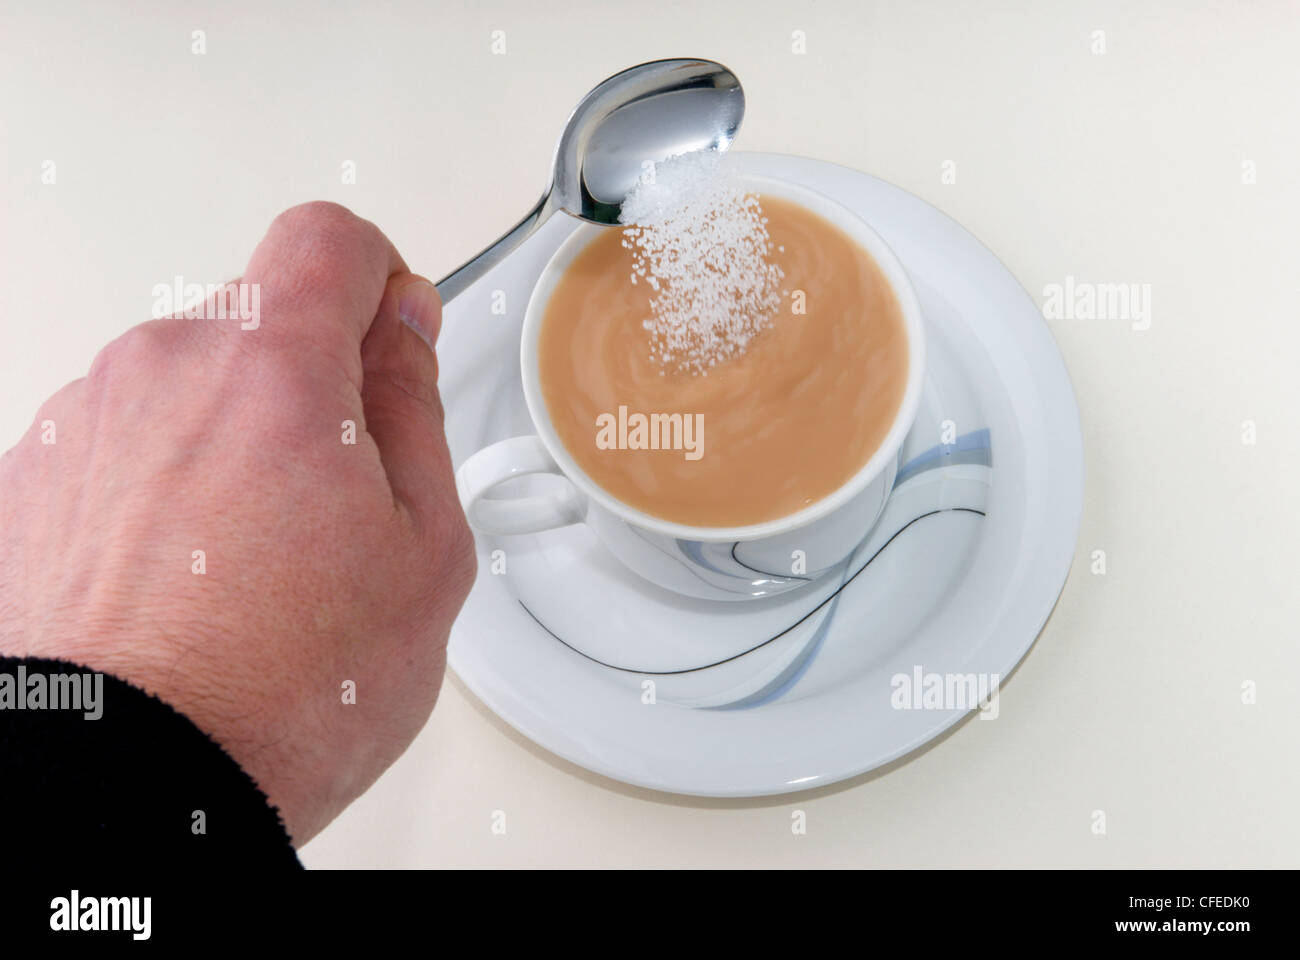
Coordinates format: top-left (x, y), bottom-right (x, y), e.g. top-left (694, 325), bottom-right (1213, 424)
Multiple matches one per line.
top-left (439, 153), bottom-right (1083, 797)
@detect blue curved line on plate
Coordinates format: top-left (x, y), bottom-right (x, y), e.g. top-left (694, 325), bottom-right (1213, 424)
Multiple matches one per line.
top-left (715, 429), bottom-right (995, 707)
top-left (516, 431), bottom-right (993, 687)
top-left (894, 429), bottom-right (991, 488)
top-left (675, 540), bottom-right (732, 573)
top-left (671, 429), bottom-right (992, 587)
top-left (625, 524), bottom-right (756, 593)
top-left (517, 506), bottom-right (986, 680)
top-left (675, 539), bottom-right (808, 589)
top-left (711, 507), bottom-right (987, 710)
top-left (709, 591), bottom-right (843, 710)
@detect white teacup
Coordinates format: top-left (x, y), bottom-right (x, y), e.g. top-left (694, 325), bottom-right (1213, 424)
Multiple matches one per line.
top-left (455, 174), bottom-right (926, 600)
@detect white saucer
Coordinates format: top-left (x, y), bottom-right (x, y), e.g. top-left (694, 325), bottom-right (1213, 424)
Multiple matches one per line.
top-left (439, 153), bottom-right (1084, 797)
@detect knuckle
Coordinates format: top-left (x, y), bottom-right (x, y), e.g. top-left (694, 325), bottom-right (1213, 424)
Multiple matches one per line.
top-left (266, 202), bottom-right (383, 271)
top-left (269, 200), bottom-right (361, 243)
top-left (32, 377), bottom-right (84, 427)
top-left (257, 202), bottom-right (391, 323)
top-left (87, 320), bottom-right (176, 383)
top-left (428, 504), bottom-right (477, 588)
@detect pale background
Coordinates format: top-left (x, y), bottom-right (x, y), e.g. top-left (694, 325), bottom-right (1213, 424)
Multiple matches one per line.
top-left (2, 0), bottom-right (1297, 867)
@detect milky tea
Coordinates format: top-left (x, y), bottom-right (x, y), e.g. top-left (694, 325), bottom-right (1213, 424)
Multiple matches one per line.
top-left (538, 192), bottom-right (909, 529)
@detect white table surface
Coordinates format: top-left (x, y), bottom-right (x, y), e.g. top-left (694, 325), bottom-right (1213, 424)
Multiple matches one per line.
top-left (2, 0), bottom-right (1296, 867)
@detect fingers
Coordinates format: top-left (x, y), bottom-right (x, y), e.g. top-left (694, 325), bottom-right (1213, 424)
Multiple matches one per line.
top-left (241, 201), bottom-right (465, 544)
top-left (241, 202), bottom-right (407, 388)
top-left (360, 273), bottom-right (461, 534)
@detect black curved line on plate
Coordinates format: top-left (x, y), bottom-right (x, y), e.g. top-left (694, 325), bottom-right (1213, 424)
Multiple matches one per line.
top-left (626, 524), bottom-right (745, 592)
top-left (718, 430), bottom-right (992, 583)
top-left (727, 541), bottom-right (813, 581)
top-left (517, 506), bottom-right (987, 676)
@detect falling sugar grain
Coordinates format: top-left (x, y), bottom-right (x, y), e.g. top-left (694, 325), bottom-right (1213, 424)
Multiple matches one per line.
top-left (618, 151), bottom-right (785, 374)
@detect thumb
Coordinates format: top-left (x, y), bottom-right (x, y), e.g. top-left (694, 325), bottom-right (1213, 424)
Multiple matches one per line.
top-left (359, 273), bottom-right (455, 530)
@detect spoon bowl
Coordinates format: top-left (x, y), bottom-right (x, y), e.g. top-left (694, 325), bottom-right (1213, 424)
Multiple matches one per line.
top-left (436, 58), bottom-right (744, 301)
top-left (554, 58), bottom-right (744, 223)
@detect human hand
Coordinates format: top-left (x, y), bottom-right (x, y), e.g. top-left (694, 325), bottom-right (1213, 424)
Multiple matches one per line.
top-left (0, 202), bottom-right (476, 844)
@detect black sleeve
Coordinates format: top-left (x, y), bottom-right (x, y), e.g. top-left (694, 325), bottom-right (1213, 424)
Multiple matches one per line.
top-left (0, 656), bottom-right (301, 869)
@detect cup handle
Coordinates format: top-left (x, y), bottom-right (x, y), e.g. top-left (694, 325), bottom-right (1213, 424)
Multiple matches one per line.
top-left (456, 435), bottom-right (587, 535)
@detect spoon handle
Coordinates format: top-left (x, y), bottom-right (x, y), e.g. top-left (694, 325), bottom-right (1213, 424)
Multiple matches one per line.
top-left (435, 193), bottom-right (554, 304)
